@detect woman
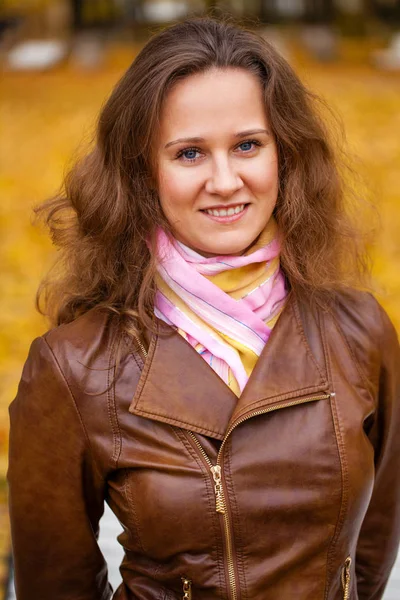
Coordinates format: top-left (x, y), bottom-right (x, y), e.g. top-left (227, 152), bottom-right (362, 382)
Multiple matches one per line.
top-left (7, 16), bottom-right (400, 600)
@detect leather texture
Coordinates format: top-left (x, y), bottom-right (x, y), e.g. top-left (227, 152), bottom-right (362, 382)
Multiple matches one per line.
top-left (7, 290), bottom-right (400, 600)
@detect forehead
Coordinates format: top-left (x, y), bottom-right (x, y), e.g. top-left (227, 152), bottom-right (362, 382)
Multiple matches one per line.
top-left (159, 68), bottom-right (268, 139)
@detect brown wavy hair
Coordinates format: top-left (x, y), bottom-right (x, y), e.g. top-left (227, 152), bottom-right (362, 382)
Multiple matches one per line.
top-left (36, 16), bottom-right (370, 344)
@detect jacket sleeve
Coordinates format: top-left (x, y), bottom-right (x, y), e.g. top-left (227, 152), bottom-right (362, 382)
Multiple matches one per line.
top-left (355, 301), bottom-right (400, 600)
top-left (7, 336), bottom-right (113, 600)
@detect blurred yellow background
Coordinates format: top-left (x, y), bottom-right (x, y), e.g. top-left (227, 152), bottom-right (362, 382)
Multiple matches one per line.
top-left (1, 2), bottom-right (400, 593)
top-left (1, 45), bottom-right (400, 478)
top-left (2, 46), bottom-right (400, 454)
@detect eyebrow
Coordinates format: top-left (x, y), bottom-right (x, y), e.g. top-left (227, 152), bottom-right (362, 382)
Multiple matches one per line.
top-left (164, 128), bottom-right (270, 149)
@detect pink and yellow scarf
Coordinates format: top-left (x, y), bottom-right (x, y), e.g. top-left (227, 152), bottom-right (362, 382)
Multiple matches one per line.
top-left (153, 219), bottom-right (287, 396)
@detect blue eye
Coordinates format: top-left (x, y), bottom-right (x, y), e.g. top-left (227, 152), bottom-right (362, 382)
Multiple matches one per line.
top-left (175, 147), bottom-right (201, 163)
top-left (175, 139), bottom-right (261, 163)
top-left (182, 149), bottom-right (198, 160)
top-left (240, 141), bottom-right (253, 152)
top-left (240, 142), bottom-right (252, 152)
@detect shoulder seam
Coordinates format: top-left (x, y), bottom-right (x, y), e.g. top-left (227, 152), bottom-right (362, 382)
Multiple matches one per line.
top-left (107, 336), bottom-right (122, 470)
top-left (292, 297), bottom-right (326, 384)
top-left (42, 336), bottom-right (106, 482)
top-left (329, 309), bottom-right (376, 404)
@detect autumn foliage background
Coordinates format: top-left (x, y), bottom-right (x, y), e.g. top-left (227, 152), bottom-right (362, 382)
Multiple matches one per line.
top-left (0, 35), bottom-right (400, 586)
top-left (2, 43), bottom-right (400, 468)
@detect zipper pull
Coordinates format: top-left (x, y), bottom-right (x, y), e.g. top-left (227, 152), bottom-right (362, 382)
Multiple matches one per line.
top-left (210, 465), bottom-right (225, 514)
top-left (181, 577), bottom-right (192, 599)
top-left (341, 556), bottom-right (352, 600)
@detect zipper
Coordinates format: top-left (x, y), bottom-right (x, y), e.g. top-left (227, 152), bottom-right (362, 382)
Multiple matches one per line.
top-left (134, 335), bottom-right (331, 600)
top-left (181, 577), bottom-right (192, 599)
top-left (134, 335), bottom-right (148, 360)
top-left (341, 556), bottom-right (352, 600)
top-left (187, 392), bottom-right (331, 600)
top-left (188, 393), bottom-right (331, 514)
top-left (187, 431), bottom-right (237, 599)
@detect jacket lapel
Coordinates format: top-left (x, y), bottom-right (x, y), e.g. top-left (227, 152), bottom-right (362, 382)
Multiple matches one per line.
top-left (129, 323), bottom-right (237, 440)
top-left (129, 295), bottom-right (329, 440)
top-left (230, 295), bottom-right (329, 425)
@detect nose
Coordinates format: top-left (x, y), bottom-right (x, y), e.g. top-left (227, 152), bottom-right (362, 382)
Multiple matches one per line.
top-left (205, 156), bottom-right (244, 197)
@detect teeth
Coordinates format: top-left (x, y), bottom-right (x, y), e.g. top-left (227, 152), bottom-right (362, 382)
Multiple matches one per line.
top-left (206, 204), bottom-right (245, 217)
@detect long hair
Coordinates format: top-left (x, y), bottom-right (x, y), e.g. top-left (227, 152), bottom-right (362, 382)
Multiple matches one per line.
top-left (36, 16), bottom-right (370, 344)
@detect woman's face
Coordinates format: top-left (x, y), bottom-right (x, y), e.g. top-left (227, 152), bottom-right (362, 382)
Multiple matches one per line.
top-left (156, 67), bottom-right (279, 256)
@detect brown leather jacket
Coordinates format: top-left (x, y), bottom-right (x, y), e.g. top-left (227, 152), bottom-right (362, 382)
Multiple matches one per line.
top-left (7, 291), bottom-right (400, 600)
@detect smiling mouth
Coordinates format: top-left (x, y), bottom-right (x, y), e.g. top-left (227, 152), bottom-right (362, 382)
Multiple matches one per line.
top-left (202, 203), bottom-right (248, 217)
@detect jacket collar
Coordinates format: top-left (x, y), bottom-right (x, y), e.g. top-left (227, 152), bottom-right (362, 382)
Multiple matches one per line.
top-left (129, 294), bottom-right (329, 440)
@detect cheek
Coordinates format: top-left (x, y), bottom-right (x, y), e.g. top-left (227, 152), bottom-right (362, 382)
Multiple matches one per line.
top-left (158, 166), bottom-right (200, 215)
top-left (248, 156), bottom-right (279, 196)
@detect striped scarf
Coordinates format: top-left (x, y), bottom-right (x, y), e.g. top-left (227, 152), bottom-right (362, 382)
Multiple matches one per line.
top-left (153, 219), bottom-right (287, 396)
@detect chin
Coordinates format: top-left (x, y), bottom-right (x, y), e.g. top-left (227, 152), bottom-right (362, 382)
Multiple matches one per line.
top-left (196, 238), bottom-right (253, 257)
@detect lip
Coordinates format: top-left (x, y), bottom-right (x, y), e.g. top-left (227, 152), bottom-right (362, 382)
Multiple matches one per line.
top-left (201, 203), bottom-right (249, 224)
top-left (201, 202), bottom-right (246, 211)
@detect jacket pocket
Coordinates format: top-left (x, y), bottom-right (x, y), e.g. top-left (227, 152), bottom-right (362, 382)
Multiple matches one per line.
top-left (341, 556), bottom-right (352, 600)
top-left (181, 576), bottom-right (192, 599)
